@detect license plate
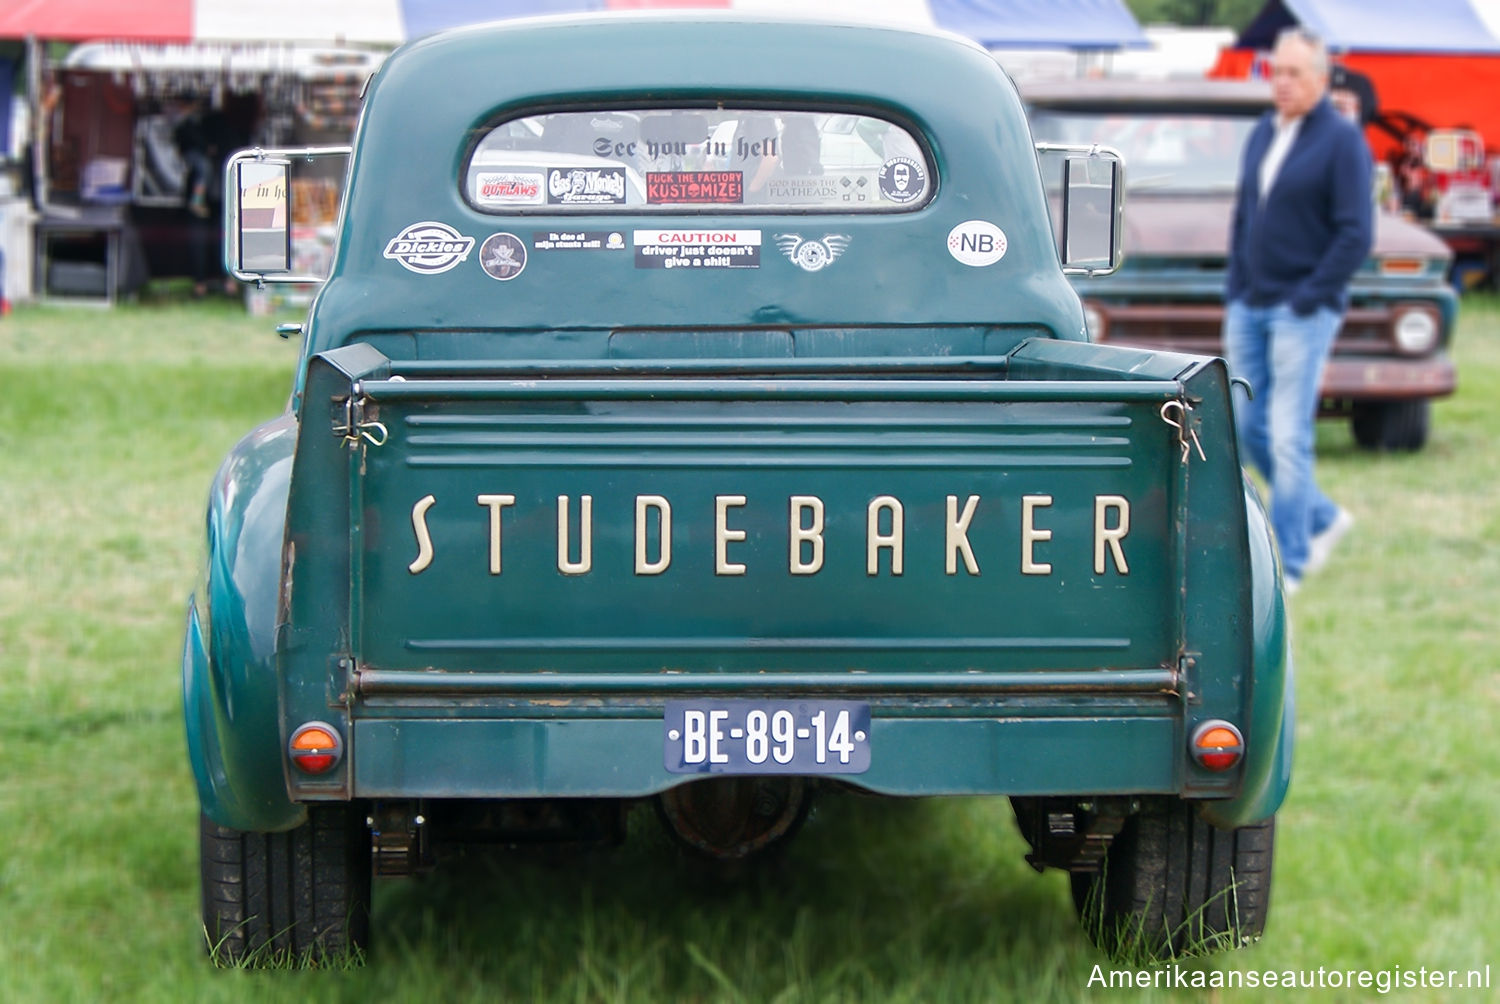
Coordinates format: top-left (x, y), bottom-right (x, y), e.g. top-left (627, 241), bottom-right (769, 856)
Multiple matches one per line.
top-left (663, 699), bottom-right (871, 775)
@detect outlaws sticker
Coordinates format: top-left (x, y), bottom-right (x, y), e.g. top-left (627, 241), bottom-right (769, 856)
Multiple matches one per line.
top-left (646, 171), bottom-right (744, 205)
top-left (947, 220), bottom-right (1008, 267)
top-left (548, 168), bottom-right (628, 206)
top-left (634, 230), bottom-right (760, 270)
top-left (479, 232), bottom-right (527, 280)
top-left (383, 222), bottom-right (476, 275)
top-left (474, 172), bottom-right (545, 207)
top-left (775, 234), bottom-right (850, 273)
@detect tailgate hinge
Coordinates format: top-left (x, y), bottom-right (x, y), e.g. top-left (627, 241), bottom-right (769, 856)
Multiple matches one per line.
top-left (333, 381), bottom-right (388, 448)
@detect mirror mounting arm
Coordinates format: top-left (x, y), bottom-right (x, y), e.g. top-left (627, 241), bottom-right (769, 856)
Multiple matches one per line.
top-left (1034, 141), bottom-right (1126, 278)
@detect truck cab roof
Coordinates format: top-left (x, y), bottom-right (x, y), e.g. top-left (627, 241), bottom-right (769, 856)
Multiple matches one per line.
top-left (303, 14), bottom-right (1084, 359)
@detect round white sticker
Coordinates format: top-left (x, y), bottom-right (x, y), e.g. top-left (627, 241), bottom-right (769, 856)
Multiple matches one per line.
top-left (947, 220), bottom-right (1008, 267)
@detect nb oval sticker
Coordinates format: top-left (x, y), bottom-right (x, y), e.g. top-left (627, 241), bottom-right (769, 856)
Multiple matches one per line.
top-left (947, 220), bottom-right (1008, 267)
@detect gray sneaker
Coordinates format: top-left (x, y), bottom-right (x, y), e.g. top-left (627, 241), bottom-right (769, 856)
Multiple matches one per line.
top-left (1305, 508), bottom-right (1354, 576)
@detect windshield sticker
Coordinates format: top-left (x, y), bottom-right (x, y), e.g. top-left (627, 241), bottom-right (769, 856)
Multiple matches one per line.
top-left (646, 171), bottom-right (744, 205)
top-left (474, 172), bottom-right (545, 207)
top-left (548, 168), bottom-right (628, 206)
top-left (879, 157), bottom-right (927, 204)
top-left (947, 220), bottom-right (1008, 267)
top-left (775, 234), bottom-right (850, 273)
top-left (767, 174), bottom-right (876, 206)
top-left (478, 233), bottom-right (527, 280)
top-left (532, 230), bottom-right (627, 252)
top-left (384, 222), bottom-right (476, 275)
top-left (634, 230), bottom-right (761, 270)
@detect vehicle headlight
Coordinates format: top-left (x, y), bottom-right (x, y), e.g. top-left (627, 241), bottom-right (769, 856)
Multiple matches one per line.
top-left (1083, 303), bottom-right (1107, 341)
top-left (1393, 308), bottom-right (1439, 354)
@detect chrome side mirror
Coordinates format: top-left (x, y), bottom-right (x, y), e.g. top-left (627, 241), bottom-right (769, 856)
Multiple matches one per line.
top-left (233, 158), bottom-right (290, 275)
top-left (224, 146), bottom-right (351, 284)
top-left (1034, 143), bottom-right (1125, 277)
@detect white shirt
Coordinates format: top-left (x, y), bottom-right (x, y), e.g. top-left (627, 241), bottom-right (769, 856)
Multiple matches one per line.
top-left (1258, 115), bottom-right (1304, 200)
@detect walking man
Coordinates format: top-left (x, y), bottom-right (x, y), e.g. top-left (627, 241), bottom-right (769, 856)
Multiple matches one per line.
top-left (1225, 28), bottom-right (1371, 592)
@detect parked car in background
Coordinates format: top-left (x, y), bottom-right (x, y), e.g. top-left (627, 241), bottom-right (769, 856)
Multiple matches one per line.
top-left (1025, 78), bottom-right (1458, 450)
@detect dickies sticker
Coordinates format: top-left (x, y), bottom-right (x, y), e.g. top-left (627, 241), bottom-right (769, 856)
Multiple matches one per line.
top-left (383, 221), bottom-right (476, 275)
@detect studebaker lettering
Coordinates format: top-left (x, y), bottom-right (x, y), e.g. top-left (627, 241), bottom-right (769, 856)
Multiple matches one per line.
top-left (404, 492), bottom-right (1134, 578)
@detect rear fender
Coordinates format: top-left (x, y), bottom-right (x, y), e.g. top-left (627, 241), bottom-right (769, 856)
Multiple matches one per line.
top-left (182, 414), bottom-right (305, 833)
top-left (1200, 481), bottom-right (1293, 828)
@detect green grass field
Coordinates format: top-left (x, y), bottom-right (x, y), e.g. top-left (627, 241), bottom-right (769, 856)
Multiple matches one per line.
top-left (0, 294), bottom-right (1495, 1002)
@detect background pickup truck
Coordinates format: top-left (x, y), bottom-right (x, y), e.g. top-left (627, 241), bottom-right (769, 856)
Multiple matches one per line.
top-left (185, 15), bottom-right (1291, 965)
top-left (1025, 77), bottom-right (1458, 451)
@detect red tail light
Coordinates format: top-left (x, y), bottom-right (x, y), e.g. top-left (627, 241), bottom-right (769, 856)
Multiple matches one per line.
top-left (288, 722), bottom-right (343, 775)
top-left (1190, 721), bottom-right (1244, 772)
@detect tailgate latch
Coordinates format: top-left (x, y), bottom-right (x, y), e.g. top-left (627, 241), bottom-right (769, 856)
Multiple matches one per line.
top-left (333, 382), bottom-right (389, 448)
top-left (1160, 399), bottom-right (1206, 464)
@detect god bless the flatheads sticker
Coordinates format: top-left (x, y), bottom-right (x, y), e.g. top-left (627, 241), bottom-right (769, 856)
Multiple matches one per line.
top-left (383, 222), bottom-right (476, 275)
top-left (478, 232), bottom-right (527, 280)
top-left (634, 230), bottom-right (761, 270)
top-left (947, 220), bottom-right (1008, 267)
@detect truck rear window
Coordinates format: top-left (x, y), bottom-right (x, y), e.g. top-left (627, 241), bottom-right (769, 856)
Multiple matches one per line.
top-left (464, 108), bottom-right (933, 213)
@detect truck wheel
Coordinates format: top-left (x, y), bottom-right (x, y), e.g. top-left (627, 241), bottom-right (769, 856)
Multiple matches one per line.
top-left (1071, 798), bottom-right (1274, 959)
top-left (200, 805), bottom-right (372, 965)
top-left (1351, 400), bottom-right (1429, 451)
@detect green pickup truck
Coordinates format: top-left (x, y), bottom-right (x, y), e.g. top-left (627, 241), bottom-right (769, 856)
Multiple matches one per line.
top-left (185, 14), bottom-right (1292, 964)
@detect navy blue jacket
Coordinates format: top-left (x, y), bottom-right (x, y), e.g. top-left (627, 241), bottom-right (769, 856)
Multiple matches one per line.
top-left (1226, 97), bottom-right (1373, 315)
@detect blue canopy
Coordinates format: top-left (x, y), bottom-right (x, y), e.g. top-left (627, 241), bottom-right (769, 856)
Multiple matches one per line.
top-left (928, 0), bottom-right (1147, 50)
top-left (400, 1), bottom-right (1148, 51)
top-left (1237, 0), bottom-right (1500, 54)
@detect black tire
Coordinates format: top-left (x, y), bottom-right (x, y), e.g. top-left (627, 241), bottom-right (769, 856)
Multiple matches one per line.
top-left (200, 804), bottom-right (372, 966)
top-left (1071, 798), bottom-right (1274, 960)
top-left (1351, 400), bottom-right (1430, 451)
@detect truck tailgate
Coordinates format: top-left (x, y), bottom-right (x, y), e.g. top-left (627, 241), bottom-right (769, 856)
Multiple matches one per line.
top-left (292, 346), bottom-right (1196, 688)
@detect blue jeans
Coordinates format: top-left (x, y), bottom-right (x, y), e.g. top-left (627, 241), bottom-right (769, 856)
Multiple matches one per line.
top-left (1223, 299), bottom-right (1342, 580)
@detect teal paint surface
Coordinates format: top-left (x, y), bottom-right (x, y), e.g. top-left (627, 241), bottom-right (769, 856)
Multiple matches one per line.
top-left (187, 14), bottom-right (1289, 832)
top-left (183, 416), bottom-right (305, 831)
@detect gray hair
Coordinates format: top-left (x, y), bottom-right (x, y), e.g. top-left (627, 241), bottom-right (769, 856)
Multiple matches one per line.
top-left (1274, 26), bottom-right (1330, 78)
